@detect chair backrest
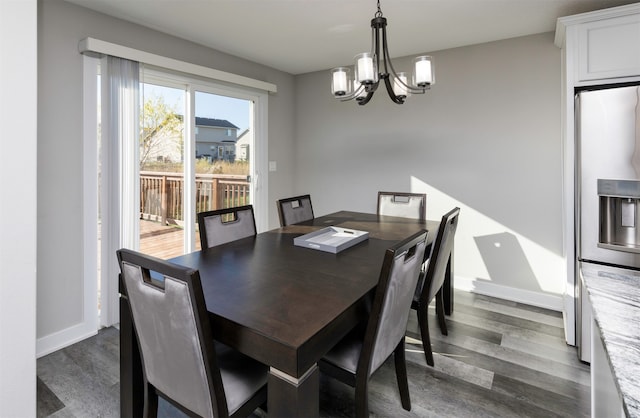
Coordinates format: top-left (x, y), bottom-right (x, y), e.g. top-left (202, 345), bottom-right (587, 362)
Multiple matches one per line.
top-left (359, 230), bottom-right (428, 376)
top-left (422, 207), bottom-right (460, 303)
top-left (197, 205), bottom-right (257, 249)
top-left (277, 194), bottom-right (314, 226)
top-left (117, 249), bottom-right (227, 417)
top-left (377, 192), bottom-right (426, 221)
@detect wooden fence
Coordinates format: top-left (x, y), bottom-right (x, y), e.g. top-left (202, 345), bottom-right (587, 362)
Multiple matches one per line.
top-left (140, 171), bottom-right (250, 224)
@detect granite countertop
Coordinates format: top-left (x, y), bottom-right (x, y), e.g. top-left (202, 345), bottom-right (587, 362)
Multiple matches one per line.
top-left (581, 264), bottom-right (640, 417)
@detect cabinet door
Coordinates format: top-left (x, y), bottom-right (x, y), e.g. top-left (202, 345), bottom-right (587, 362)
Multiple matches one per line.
top-left (578, 13), bottom-right (640, 81)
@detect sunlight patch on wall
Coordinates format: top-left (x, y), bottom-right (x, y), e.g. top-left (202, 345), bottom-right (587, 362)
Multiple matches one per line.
top-left (410, 177), bottom-right (564, 295)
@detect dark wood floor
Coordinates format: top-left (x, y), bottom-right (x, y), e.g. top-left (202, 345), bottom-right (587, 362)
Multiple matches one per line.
top-left (37, 289), bottom-right (590, 417)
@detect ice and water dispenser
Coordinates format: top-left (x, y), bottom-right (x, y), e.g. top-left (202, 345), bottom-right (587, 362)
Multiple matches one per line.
top-left (598, 179), bottom-right (640, 253)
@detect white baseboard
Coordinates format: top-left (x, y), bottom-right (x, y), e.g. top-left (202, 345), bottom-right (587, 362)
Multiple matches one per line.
top-left (454, 275), bottom-right (564, 312)
top-left (563, 293), bottom-right (576, 346)
top-left (36, 322), bottom-right (97, 358)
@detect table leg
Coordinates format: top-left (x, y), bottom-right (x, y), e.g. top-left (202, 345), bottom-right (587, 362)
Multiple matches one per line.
top-left (268, 365), bottom-right (319, 417)
top-left (443, 252), bottom-right (454, 315)
top-left (120, 295), bottom-right (144, 418)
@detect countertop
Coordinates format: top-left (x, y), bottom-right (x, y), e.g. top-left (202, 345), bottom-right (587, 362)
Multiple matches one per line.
top-left (581, 263), bottom-right (640, 417)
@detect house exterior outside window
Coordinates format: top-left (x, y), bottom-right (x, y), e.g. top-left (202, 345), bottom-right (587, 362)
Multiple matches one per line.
top-left (194, 117), bottom-right (239, 162)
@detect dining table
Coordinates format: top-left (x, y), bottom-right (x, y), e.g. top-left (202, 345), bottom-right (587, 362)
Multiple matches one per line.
top-left (119, 210), bottom-right (454, 417)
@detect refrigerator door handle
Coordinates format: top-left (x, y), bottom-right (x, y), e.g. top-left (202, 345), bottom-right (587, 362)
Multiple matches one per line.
top-left (634, 87), bottom-right (640, 175)
top-left (575, 92), bottom-right (582, 260)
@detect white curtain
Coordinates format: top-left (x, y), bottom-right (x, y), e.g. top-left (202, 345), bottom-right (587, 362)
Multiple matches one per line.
top-left (101, 56), bottom-right (140, 326)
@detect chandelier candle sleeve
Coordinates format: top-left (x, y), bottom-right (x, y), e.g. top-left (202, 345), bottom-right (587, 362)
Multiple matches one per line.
top-left (414, 56), bottom-right (433, 86)
top-left (355, 53), bottom-right (376, 84)
top-left (331, 68), bottom-right (351, 96)
top-left (393, 72), bottom-right (409, 98)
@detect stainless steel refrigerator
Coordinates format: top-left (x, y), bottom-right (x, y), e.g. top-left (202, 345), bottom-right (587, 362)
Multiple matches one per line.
top-left (575, 84), bottom-right (640, 362)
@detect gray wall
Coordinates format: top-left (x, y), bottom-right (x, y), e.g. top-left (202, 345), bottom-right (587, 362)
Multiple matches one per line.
top-left (294, 33), bottom-right (564, 301)
top-left (38, 0), bottom-right (296, 340)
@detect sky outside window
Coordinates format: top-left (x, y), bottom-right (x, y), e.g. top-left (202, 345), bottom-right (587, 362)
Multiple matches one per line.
top-left (141, 83), bottom-right (250, 132)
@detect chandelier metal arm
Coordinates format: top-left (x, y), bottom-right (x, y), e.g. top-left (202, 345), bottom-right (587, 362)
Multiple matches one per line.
top-left (337, 83), bottom-right (367, 102)
top-left (382, 41), bottom-right (429, 95)
top-left (357, 91), bottom-right (375, 105)
top-left (382, 74), bottom-right (405, 104)
top-left (379, 21), bottom-right (407, 104)
top-left (372, 16), bottom-right (386, 75)
top-left (356, 80), bottom-right (379, 105)
top-left (380, 17), bottom-right (428, 95)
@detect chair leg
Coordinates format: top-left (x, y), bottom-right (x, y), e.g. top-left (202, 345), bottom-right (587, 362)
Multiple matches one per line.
top-left (143, 382), bottom-right (158, 418)
top-left (436, 289), bottom-right (448, 336)
top-left (354, 375), bottom-right (369, 418)
top-left (417, 305), bottom-right (434, 366)
top-left (394, 339), bottom-right (411, 411)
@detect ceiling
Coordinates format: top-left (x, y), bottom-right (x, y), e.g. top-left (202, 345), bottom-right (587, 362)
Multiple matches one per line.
top-left (65, 0), bottom-right (637, 75)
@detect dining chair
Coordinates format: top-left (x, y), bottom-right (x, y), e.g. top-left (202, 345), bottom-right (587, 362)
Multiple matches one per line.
top-left (377, 191), bottom-right (426, 221)
top-left (411, 207), bottom-right (460, 366)
top-left (197, 205), bottom-right (257, 249)
top-left (117, 249), bottom-right (268, 418)
top-left (319, 230), bottom-right (428, 418)
top-left (276, 194), bottom-right (314, 226)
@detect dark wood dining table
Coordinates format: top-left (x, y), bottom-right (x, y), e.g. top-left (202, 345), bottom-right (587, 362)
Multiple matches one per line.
top-left (120, 211), bottom-right (454, 417)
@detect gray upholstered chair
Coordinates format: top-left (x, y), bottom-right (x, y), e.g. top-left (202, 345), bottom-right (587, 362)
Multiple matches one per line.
top-left (377, 191), bottom-right (426, 221)
top-left (117, 249), bottom-right (268, 418)
top-left (319, 230), bottom-right (428, 418)
top-left (197, 205), bottom-right (256, 249)
top-left (411, 207), bottom-right (460, 366)
top-left (276, 194), bottom-right (314, 226)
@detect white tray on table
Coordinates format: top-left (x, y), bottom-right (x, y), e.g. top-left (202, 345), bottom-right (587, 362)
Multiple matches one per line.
top-left (294, 226), bottom-right (369, 254)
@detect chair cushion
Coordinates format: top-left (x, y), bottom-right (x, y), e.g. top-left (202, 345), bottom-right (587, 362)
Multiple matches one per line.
top-left (321, 326), bottom-right (366, 375)
top-left (216, 342), bottom-right (268, 415)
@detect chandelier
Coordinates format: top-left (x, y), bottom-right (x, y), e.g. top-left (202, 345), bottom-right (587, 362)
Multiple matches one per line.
top-left (330, 0), bottom-right (434, 105)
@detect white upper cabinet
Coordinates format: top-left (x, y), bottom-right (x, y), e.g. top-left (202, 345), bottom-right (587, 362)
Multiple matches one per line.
top-left (556, 3), bottom-right (640, 86)
top-left (577, 13), bottom-right (640, 82)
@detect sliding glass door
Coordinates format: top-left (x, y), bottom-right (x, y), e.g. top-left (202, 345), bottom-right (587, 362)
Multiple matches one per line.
top-left (88, 56), bottom-right (269, 329)
top-left (137, 72), bottom-right (257, 259)
top-left (138, 80), bottom-right (187, 259)
top-left (193, 89), bottom-right (253, 248)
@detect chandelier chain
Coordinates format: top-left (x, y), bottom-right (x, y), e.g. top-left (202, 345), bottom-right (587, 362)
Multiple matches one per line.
top-left (375, 0), bottom-right (383, 18)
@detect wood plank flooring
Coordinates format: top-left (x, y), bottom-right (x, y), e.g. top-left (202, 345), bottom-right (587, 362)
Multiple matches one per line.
top-left (37, 290), bottom-right (590, 417)
top-left (139, 219), bottom-right (198, 260)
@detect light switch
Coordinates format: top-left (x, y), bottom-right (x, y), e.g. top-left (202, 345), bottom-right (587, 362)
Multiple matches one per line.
top-left (269, 161), bottom-right (277, 172)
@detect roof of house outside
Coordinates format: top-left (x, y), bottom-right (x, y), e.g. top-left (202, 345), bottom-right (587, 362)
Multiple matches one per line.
top-left (195, 117), bottom-right (238, 130)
